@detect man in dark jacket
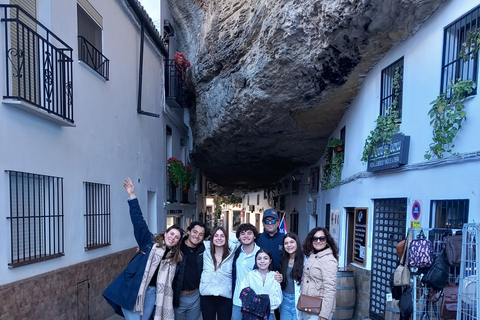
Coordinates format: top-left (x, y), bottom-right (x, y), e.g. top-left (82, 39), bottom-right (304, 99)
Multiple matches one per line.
top-left (256, 209), bottom-right (283, 270)
top-left (172, 221), bottom-right (207, 320)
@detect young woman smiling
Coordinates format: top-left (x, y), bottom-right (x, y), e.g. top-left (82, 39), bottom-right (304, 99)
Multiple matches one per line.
top-left (279, 233), bottom-right (305, 320)
top-left (240, 248), bottom-right (283, 320)
top-left (199, 226), bottom-right (237, 320)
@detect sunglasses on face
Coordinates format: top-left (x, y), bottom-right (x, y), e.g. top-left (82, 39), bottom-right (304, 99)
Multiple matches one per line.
top-left (264, 219), bottom-right (277, 225)
top-left (313, 236), bottom-right (327, 242)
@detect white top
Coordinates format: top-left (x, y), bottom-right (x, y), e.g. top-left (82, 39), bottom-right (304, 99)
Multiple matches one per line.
top-left (240, 270), bottom-right (283, 312)
top-left (199, 240), bottom-right (238, 298)
top-left (232, 243), bottom-right (261, 307)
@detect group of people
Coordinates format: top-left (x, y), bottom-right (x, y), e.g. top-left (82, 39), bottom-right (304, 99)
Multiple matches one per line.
top-left (103, 178), bottom-right (339, 320)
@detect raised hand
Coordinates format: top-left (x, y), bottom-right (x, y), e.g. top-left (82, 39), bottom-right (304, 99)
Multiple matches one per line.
top-left (123, 177), bottom-right (136, 199)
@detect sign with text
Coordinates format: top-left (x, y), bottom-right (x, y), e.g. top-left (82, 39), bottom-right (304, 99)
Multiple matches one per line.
top-left (352, 207), bottom-right (368, 266)
top-left (367, 134), bottom-right (410, 172)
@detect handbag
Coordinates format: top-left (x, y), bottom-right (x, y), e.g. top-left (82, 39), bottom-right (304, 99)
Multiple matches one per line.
top-left (296, 294), bottom-right (322, 314)
top-left (398, 286), bottom-right (413, 320)
top-left (409, 230), bottom-right (433, 269)
top-left (445, 232), bottom-right (462, 266)
top-left (394, 264), bottom-right (411, 286)
top-left (396, 240), bottom-right (406, 260)
top-left (440, 283), bottom-right (458, 319)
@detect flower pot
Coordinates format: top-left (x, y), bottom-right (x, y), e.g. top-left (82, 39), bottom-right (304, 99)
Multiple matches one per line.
top-left (334, 145), bottom-right (344, 153)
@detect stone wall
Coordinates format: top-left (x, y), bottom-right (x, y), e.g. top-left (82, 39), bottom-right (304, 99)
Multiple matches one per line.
top-left (350, 263), bottom-right (371, 320)
top-left (0, 248), bottom-right (136, 320)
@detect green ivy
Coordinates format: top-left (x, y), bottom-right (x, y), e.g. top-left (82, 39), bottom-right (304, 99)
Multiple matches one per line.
top-left (459, 29), bottom-right (480, 61)
top-left (425, 79), bottom-right (476, 159)
top-left (361, 68), bottom-right (401, 163)
top-left (321, 148), bottom-right (344, 191)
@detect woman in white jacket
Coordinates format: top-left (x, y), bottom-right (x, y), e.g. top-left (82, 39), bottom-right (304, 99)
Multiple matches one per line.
top-left (199, 226), bottom-right (237, 320)
top-left (240, 248), bottom-right (283, 320)
top-left (279, 233), bottom-right (305, 320)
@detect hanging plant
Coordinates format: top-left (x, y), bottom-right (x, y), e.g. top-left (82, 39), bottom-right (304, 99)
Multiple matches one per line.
top-left (459, 29), bottom-right (480, 61)
top-left (167, 157), bottom-right (185, 187)
top-left (328, 138), bottom-right (344, 153)
top-left (361, 68), bottom-right (402, 163)
top-left (321, 138), bottom-right (345, 190)
top-left (424, 79), bottom-right (476, 159)
top-left (182, 165), bottom-right (196, 194)
top-left (171, 52), bottom-right (191, 81)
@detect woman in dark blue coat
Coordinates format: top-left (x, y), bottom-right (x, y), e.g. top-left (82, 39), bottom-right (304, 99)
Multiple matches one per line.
top-left (103, 178), bottom-right (183, 320)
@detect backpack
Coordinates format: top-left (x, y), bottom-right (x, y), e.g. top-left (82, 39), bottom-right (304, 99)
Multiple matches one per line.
top-left (445, 232), bottom-right (462, 267)
top-left (422, 252), bottom-right (450, 290)
top-left (409, 231), bottom-right (433, 269)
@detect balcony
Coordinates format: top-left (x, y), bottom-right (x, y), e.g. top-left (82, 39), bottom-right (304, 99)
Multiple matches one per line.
top-left (78, 36), bottom-right (109, 81)
top-left (0, 5), bottom-right (74, 126)
top-left (165, 59), bottom-right (185, 108)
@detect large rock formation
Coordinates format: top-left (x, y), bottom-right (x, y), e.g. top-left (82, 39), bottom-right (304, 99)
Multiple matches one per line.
top-left (166, 0), bottom-right (446, 191)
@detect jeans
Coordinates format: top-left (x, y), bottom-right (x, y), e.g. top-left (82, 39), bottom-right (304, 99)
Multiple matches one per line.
top-left (174, 289), bottom-right (201, 320)
top-left (121, 286), bottom-right (156, 320)
top-left (200, 295), bottom-right (233, 320)
top-left (232, 305), bottom-right (243, 320)
top-left (281, 292), bottom-right (297, 320)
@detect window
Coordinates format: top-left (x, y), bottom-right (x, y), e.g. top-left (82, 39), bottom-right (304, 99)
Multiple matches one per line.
top-left (257, 194), bottom-right (260, 205)
top-left (84, 182), bottom-right (111, 250)
top-left (309, 167), bottom-right (319, 194)
top-left (380, 57), bottom-right (404, 118)
top-left (7, 171), bottom-right (64, 268)
top-left (77, 1), bottom-right (109, 80)
top-left (430, 199), bottom-right (469, 229)
top-left (441, 5), bottom-right (480, 95)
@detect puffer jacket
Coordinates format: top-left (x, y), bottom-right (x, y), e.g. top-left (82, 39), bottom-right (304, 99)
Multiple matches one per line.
top-left (199, 240), bottom-right (238, 298)
top-left (301, 248), bottom-right (338, 319)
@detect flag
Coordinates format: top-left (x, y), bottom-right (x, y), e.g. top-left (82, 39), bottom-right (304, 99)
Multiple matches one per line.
top-left (279, 215), bottom-right (287, 234)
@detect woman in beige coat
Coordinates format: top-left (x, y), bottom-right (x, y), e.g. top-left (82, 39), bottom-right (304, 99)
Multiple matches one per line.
top-left (300, 227), bottom-right (339, 320)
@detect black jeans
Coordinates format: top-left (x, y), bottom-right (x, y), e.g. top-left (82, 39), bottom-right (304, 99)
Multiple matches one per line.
top-left (200, 295), bottom-right (233, 320)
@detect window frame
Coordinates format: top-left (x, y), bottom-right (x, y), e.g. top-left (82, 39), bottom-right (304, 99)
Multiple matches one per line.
top-left (380, 57), bottom-right (404, 118)
top-left (441, 5), bottom-right (480, 95)
top-left (84, 181), bottom-right (111, 250)
top-left (7, 170), bottom-right (65, 268)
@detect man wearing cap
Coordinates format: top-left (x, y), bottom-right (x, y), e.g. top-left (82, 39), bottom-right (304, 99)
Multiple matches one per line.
top-left (256, 209), bottom-right (283, 271)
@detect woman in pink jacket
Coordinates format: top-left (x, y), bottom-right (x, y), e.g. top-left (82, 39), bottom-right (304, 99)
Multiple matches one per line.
top-left (300, 227), bottom-right (339, 320)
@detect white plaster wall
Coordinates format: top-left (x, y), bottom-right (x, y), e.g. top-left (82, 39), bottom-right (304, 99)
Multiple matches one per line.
top-left (0, 0), bottom-right (180, 285)
top-left (318, 0), bottom-right (480, 270)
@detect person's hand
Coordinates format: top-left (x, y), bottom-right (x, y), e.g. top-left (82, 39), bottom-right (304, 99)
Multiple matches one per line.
top-left (274, 271), bottom-right (283, 283)
top-left (123, 178), bottom-right (136, 199)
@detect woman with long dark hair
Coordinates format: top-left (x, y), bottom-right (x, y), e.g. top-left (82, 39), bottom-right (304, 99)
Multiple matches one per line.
top-left (279, 233), bottom-right (305, 320)
top-left (103, 178), bottom-right (183, 320)
top-left (199, 226), bottom-right (237, 320)
top-left (300, 227), bottom-right (339, 320)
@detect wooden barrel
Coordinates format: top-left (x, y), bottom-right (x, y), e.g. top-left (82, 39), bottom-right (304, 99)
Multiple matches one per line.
top-left (332, 270), bottom-right (356, 320)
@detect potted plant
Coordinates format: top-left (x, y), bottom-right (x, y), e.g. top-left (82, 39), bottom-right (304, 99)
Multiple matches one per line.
top-left (172, 52), bottom-right (191, 81)
top-left (167, 157), bottom-right (185, 187)
top-left (182, 165), bottom-right (196, 194)
top-left (328, 138), bottom-right (344, 153)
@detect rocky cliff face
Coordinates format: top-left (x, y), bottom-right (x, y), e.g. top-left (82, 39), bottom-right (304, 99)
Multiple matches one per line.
top-left (166, 0), bottom-right (446, 191)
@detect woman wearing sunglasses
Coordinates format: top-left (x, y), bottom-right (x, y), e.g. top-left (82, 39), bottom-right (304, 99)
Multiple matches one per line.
top-left (300, 227), bottom-right (339, 320)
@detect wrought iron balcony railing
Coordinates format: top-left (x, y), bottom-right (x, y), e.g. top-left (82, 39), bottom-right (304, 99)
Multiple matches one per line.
top-left (165, 59), bottom-right (185, 108)
top-left (0, 5), bottom-right (74, 124)
top-left (78, 36), bottom-right (109, 81)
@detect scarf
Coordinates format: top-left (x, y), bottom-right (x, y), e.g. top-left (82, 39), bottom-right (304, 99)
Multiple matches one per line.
top-left (134, 243), bottom-right (176, 320)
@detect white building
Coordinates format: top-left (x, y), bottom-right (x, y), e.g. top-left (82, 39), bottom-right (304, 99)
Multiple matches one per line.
top-left (0, 0), bottom-right (196, 318)
top-left (275, 1), bottom-right (480, 319)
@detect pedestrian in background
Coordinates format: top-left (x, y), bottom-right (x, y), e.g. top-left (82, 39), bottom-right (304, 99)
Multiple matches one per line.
top-left (199, 226), bottom-right (238, 320)
top-left (300, 227), bottom-right (339, 320)
top-left (103, 178), bottom-right (183, 320)
top-left (172, 221), bottom-right (207, 320)
top-left (279, 233), bottom-right (305, 320)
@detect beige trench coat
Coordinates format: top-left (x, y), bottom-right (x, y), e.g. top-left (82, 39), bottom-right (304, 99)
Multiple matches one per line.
top-left (301, 247), bottom-right (338, 319)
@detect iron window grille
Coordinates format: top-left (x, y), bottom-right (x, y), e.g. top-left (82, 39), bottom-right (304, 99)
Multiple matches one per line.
top-left (309, 167), bottom-right (319, 194)
top-left (380, 57), bottom-right (404, 118)
top-left (6, 170), bottom-right (65, 268)
top-left (165, 59), bottom-right (185, 108)
top-left (441, 5), bottom-right (480, 95)
top-left (430, 199), bottom-right (469, 229)
top-left (84, 182), bottom-right (111, 250)
top-left (78, 36), bottom-right (109, 80)
top-left (0, 5), bottom-right (74, 123)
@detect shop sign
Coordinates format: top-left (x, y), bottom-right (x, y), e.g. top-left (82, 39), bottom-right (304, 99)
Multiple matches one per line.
top-left (367, 134), bottom-right (410, 172)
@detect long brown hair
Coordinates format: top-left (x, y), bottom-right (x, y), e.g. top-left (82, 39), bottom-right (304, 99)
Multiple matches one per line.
top-left (302, 227), bottom-right (339, 261)
top-left (210, 226), bottom-right (229, 270)
top-left (152, 224), bottom-right (183, 264)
